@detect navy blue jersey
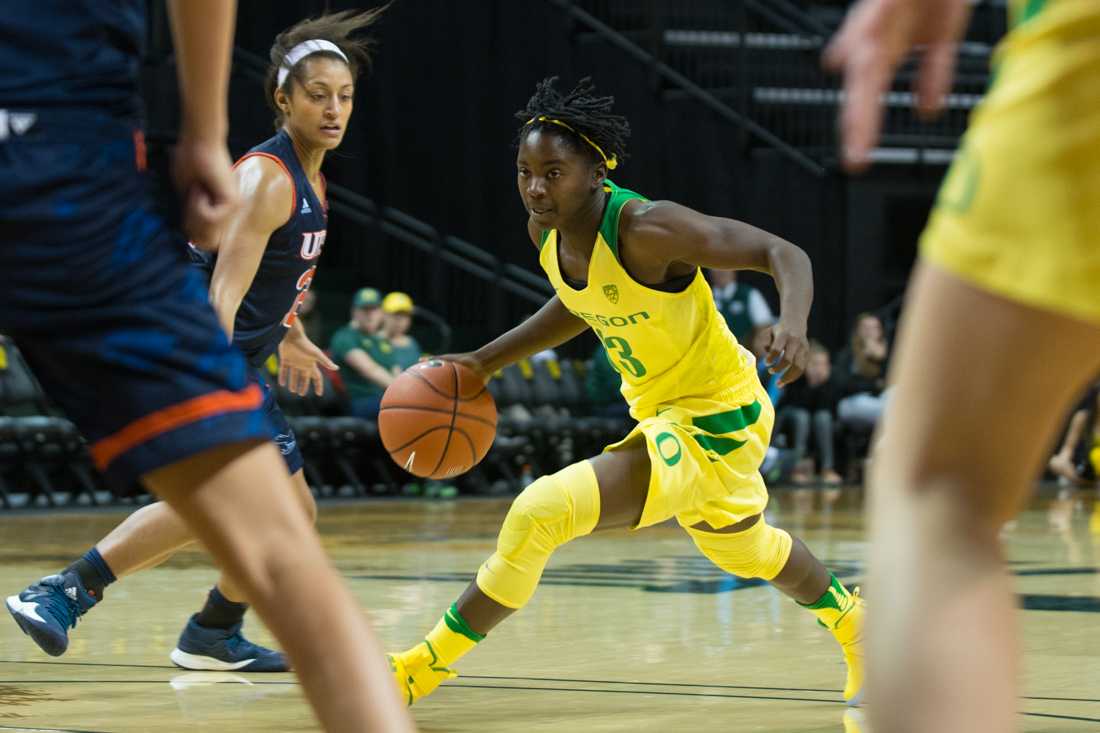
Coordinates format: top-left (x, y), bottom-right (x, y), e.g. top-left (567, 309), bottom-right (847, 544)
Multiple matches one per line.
top-left (192, 129), bottom-right (327, 366)
top-left (0, 1), bottom-right (144, 120)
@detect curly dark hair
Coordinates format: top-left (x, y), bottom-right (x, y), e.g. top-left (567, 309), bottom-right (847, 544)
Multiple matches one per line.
top-left (265, 7), bottom-right (387, 128)
top-left (515, 76), bottom-right (631, 168)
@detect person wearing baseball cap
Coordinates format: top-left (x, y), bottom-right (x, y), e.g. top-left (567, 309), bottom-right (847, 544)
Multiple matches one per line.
top-left (329, 287), bottom-right (396, 418)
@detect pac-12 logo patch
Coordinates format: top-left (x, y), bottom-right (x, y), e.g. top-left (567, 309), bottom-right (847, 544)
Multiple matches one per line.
top-left (602, 284), bottom-right (619, 304)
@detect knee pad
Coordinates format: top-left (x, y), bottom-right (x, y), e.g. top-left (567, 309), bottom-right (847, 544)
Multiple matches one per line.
top-left (686, 518), bottom-right (792, 581)
top-left (476, 461), bottom-right (600, 609)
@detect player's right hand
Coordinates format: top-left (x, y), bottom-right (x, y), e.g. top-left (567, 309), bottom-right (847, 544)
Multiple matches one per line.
top-left (822, 0), bottom-right (972, 172)
top-left (429, 353), bottom-right (492, 384)
top-left (173, 135), bottom-right (241, 248)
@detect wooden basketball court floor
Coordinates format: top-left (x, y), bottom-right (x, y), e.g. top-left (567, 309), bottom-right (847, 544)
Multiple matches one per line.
top-left (1, 487), bottom-right (1099, 732)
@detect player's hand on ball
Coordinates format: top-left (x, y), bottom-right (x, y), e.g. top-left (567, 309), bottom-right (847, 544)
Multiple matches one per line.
top-left (427, 352), bottom-right (491, 384)
top-left (764, 322), bottom-right (809, 388)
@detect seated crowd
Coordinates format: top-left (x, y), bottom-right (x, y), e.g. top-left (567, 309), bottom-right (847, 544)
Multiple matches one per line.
top-left (2, 273), bottom-right (1088, 505)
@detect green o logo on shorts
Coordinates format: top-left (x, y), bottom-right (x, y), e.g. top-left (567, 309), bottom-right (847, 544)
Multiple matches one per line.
top-left (655, 431), bottom-right (682, 467)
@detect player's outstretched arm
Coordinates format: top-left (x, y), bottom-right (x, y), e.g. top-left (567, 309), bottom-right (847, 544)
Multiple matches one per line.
top-left (622, 200), bottom-right (812, 385)
top-left (438, 295), bottom-right (588, 383)
top-left (438, 221), bottom-right (589, 381)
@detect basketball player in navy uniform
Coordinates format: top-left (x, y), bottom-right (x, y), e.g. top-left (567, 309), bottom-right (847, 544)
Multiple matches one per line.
top-left (0, 3), bottom-right (412, 730)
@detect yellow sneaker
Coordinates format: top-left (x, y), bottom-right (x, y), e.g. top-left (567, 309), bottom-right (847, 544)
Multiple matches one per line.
top-left (388, 640), bottom-right (457, 706)
top-left (835, 589), bottom-right (865, 706)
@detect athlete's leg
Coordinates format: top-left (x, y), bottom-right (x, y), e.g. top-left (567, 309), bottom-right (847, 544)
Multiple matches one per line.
top-left (389, 444), bottom-right (650, 705)
top-left (211, 468), bottom-right (317, 602)
top-left (171, 468), bottom-right (318, 671)
top-left (146, 441), bottom-right (413, 733)
top-left (867, 263), bottom-right (1100, 733)
top-left (95, 467), bottom-right (317, 592)
top-left (455, 444), bottom-right (650, 633)
top-left (686, 509), bottom-right (864, 703)
top-left (12, 464), bottom-right (318, 668)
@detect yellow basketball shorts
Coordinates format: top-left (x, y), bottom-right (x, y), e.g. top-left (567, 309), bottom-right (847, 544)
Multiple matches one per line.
top-left (921, 0), bottom-right (1100, 325)
top-left (605, 378), bottom-right (773, 531)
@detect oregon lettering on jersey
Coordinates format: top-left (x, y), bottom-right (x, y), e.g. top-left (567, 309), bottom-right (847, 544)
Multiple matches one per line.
top-left (538, 179), bottom-right (753, 416)
top-left (568, 309), bottom-right (651, 328)
top-left (191, 129), bottom-right (328, 366)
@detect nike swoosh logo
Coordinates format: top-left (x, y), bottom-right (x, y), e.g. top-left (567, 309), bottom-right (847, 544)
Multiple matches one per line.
top-left (404, 451), bottom-right (417, 471)
top-left (7, 597), bottom-right (46, 624)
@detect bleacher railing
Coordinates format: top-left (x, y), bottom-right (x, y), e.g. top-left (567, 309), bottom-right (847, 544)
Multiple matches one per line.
top-left (561, 0), bottom-right (1007, 168)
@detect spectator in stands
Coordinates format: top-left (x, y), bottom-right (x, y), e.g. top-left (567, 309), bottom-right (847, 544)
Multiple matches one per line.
top-left (329, 287), bottom-right (394, 419)
top-left (381, 291), bottom-right (421, 371)
top-left (835, 312), bottom-right (890, 433)
top-left (585, 345), bottom-right (630, 419)
top-left (708, 268), bottom-right (775, 344)
top-left (775, 341), bottom-right (843, 485)
top-left (1049, 382), bottom-right (1100, 487)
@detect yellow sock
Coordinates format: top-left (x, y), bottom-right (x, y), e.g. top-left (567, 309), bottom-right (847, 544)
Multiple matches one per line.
top-left (418, 603), bottom-right (484, 668)
top-left (800, 575), bottom-right (860, 643)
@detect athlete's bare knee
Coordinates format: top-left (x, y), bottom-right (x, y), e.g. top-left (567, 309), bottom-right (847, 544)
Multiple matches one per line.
top-left (290, 471), bottom-right (317, 524)
top-left (300, 488), bottom-right (318, 524)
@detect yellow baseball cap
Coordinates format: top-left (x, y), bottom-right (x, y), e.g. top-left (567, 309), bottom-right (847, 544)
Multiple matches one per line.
top-left (382, 291), bottom-right (414, 314)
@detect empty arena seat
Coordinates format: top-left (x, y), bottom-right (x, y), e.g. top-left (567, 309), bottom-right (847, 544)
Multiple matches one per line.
top-left (529, 359), bottom-right (565, 408)
top-left (0, 338), bottom-right (100, 507)
top-left (0, 416), bottom-right (18, 509)
top-left (555, 359), bottom-right (586, 412)
top-left (286, 415), bottom-right (332, 494)
top-left (494, 361), bottom-right (534, 410)
top-left (326, 416), bottom-right (394, 496)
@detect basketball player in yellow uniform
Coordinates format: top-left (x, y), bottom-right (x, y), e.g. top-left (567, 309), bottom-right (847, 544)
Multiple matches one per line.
top-left (388, 77), bottom-right (865, 707)
top-left (826, 1), bottom-right (1100, 731)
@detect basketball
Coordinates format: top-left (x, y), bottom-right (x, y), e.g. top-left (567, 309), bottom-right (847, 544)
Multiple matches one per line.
top-left (378, 359), bottom-right (497, 479)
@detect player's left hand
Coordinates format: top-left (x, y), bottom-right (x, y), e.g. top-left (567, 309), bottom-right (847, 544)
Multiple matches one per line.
top-left (822, 0), bottom-right (972, 172)
top-left (278, 331), bottom-right (338, 397)
top-left (764, 322), bottom-right (809, 388)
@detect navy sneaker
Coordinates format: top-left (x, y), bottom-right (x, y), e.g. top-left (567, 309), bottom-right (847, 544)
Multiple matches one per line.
top-left (6, 571), bottom-right (98, 656)
top-left (170, 614), bottom-right (289, 672)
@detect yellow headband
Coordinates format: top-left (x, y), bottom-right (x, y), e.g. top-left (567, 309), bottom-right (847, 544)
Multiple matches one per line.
top-left (526, 116), bottom-right (618, 170)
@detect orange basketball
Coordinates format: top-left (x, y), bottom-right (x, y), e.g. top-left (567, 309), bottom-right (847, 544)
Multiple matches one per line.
top-left (378, 359), bottom-right (497, 479)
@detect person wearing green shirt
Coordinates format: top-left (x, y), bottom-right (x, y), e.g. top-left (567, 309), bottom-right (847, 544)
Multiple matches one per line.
top-left (329, 287), bottom-right (395, 418)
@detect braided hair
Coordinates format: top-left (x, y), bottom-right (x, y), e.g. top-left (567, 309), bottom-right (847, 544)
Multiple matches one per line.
top-left (515, 77), bottom-right (631, 169)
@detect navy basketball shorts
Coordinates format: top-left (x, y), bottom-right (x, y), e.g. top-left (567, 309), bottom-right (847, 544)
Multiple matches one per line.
top-left (248, 366), bottom-right (304, 475)
top-left (0, 112), bottom-right (270, 490)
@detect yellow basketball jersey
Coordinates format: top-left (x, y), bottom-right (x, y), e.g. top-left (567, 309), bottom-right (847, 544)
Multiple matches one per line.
top-left (538, 180), bottom-right (755, 418)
